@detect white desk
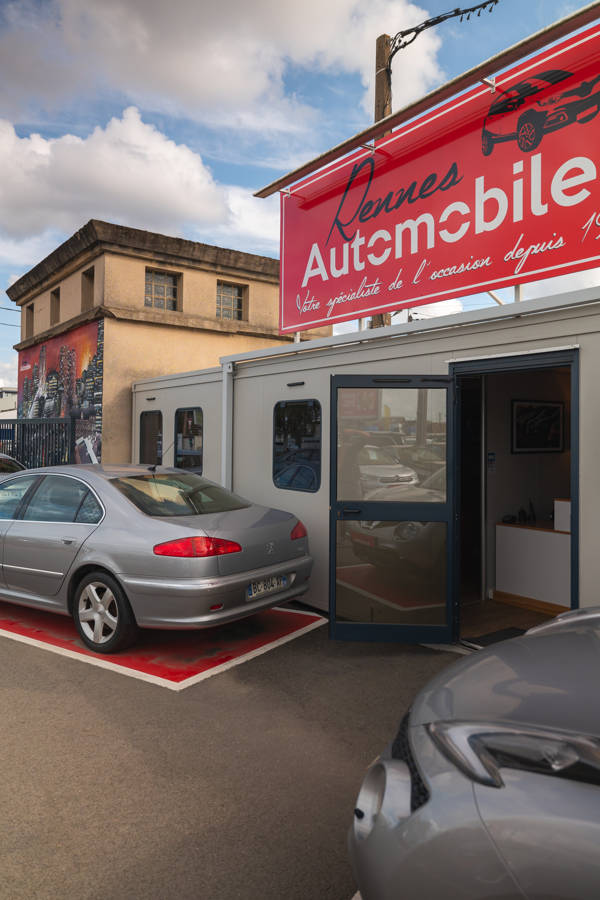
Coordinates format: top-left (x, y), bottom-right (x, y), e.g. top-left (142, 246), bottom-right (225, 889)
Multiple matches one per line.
top-left (495, 523), bottom-right (570, 612)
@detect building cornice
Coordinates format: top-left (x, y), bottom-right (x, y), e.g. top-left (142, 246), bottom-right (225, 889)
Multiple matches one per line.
top-left (7, 220), bottom-right (280, 304)
top-left (12, 304), bottom-right (304, 352)
top-left (13, 306), bottom-right (110, 351)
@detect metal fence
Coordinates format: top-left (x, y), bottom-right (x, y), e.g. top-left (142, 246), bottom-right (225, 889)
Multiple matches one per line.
top-left (0, 418), bottom-right (76, 468)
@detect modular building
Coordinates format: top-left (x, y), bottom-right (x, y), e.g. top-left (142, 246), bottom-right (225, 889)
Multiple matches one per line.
top-left (134, 7), bottom-right (600, 646)
top-left (131, 287), bottom-right (594, 645)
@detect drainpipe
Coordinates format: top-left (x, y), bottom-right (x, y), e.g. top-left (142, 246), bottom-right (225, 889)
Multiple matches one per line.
top-left (221, 361), bottom-right (234, 489)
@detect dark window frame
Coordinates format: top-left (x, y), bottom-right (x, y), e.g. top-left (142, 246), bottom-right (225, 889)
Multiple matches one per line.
top-left (144, 268), bottom-right (180, 312)
top-left (140, 410), bottom-right (163, 465)
top-left (273, 398), bottom-right (322, 493)
top-left (174, 407), bottom-right (203, 472)
top-left (216, 281), bottom-right (246, 321)
top-left (25, 303), bottom-right (34, 339)
top-left (0, 474), bottom-right (41, 521)
top-left (20, 473), bottom-right (104, 524)
top-left (50, 287), bottom-right (60, 326)
top-left (82, 266), bottom-right (95, 312)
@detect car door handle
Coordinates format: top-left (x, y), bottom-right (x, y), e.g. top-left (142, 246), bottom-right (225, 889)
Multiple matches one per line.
top-left (61, 537), bottom-right (75, 545)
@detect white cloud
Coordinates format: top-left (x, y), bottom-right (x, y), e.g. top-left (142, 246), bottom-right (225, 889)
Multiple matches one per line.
top-left (0, 107), bottom-right (228, 241)
top-left (406, 299), bottom-right (463, 319)
top-left (520, 268), bottom-right (600, 300)
top-left (193, 187), bottom-right (280, 257)
top-left (0, 108), bottom-right (284, 283)
top-left (0, 233), bottom-right (67, 271)
top-left (0, 0), bottom-right (444, 131)
top-left (0, 358), bottom-right (18, 388)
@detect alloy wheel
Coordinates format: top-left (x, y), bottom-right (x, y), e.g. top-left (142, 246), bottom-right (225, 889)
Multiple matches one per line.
top-left (78, 581), bottom-right (119, 645)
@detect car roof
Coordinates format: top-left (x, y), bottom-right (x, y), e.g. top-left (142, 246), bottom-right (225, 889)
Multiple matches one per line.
top-left (7, 464), bottom-right (187, 480)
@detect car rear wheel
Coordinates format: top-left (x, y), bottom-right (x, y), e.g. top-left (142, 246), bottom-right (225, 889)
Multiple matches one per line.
top-left (516, 113), bottom-right (543, 152)
top-left (74, 571), bottom-right (138, 654)
top-left (481, 130), bottom-right (494, 156)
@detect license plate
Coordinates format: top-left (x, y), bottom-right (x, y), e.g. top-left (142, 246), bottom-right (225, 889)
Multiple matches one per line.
top-left (247, 575), bottom-right (288, 600)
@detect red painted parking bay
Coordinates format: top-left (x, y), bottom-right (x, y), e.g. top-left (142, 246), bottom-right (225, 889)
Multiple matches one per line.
top-left (0, 600), bottom-right (325, 690)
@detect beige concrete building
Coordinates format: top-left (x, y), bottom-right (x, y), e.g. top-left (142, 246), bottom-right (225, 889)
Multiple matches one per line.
top-left (8, 220), bottom-right (329, 463)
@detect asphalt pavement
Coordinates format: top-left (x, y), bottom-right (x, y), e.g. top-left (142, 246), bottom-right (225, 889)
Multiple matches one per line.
top-left (0, 622), bottom-right (456, 899)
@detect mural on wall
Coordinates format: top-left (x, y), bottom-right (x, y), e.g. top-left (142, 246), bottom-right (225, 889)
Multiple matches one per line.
top-left (18, 320), bottom-right (104, 463)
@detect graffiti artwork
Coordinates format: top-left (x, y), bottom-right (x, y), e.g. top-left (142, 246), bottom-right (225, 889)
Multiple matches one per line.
top-left (18, 320), bottom-right (104, 463)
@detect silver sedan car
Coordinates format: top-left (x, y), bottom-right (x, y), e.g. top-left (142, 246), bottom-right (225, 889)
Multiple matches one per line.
top-left (349, 608), bottom-right (600, 899)
top-left (0, 465), bottom-right (312, 653)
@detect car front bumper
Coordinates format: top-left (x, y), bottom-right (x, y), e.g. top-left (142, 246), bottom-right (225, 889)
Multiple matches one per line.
top-left (118, 554), bottom-right (313, 628)
top-left (348, 720), bottom-right (520, 900)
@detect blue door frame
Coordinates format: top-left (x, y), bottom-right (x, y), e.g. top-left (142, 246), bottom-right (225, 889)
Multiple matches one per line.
top-left (451, 348), bottom-right (579, 613)
top-left (329, 374), bottom-right (456, 643)
top-left (329, 350), bottom-right (578, 643)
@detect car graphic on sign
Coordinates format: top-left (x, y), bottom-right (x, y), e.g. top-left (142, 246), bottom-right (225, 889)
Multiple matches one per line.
top-left (481, 68), bottom-right (600, 156)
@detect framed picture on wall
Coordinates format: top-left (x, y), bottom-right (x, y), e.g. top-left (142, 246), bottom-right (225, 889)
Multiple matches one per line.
top-left (512, 400), bottom-right (564, 453)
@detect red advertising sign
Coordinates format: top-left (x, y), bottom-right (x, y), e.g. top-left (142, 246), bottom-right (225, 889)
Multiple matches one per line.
top-left (280, 24), bottom-right (600, 332)
top-left (338, 389), bottom-right (379, 419)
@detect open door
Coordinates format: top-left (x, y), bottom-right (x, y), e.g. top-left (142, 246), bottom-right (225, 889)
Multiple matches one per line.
top-left (330, 375), bottom-right (455, 642)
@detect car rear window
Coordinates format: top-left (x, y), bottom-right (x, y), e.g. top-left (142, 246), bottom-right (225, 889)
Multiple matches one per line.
top-left (111, 473), bottom-right (250, 517)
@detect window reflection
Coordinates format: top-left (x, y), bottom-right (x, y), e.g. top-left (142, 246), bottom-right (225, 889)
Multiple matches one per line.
top-left (175, 407), bottom-right (203, 471)
top-left (273, 400), bottom-right (321, 493)
top-left (337, 387), bottom-right (446, 501)
top-left (140, 411), bottom-right (162, 465)
top-left (335, 520), bottom-right (447, 625)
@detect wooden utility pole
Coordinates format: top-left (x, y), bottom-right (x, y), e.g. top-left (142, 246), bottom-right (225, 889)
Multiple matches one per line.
top-left (374, 33), bottom-right (392, 122)
top-left (370, 34), bottom-right (393, 330)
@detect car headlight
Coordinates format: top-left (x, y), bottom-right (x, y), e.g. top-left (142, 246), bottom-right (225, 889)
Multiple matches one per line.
top-left (428, 721), bottom-right (600, 788)
top-left (393, 522), bottom-right (423, 541)
top-left (353, 760), bottom-right (412, 839)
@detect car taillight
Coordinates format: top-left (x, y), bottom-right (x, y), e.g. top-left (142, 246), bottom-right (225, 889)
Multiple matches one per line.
top-left (290, 520), bottom-right (307, 540)
top-left (153, 536), bottom-right (242, 557)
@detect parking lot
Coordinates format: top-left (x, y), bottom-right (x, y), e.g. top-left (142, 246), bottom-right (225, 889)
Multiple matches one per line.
top-left (0, 612), bottom-right (456, 899)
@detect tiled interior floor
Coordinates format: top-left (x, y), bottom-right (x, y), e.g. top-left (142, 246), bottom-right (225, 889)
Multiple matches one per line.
top-left (459, 598), bottom-right (551, 638)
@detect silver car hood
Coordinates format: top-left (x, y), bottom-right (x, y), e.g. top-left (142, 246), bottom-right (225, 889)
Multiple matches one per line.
top-left (411, 610), bottom-right (600, 737)
top-left (360, 464), bottom-right (415, 478)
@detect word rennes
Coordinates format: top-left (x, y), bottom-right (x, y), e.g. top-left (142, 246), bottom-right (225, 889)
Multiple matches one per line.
top-left (301, 153), bottom-right (596, 287)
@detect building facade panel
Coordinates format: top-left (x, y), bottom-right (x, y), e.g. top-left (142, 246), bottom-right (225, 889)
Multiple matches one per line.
top-left (17, 319), bottom-right (104, 463)
top-left (8, 220), bottom-right (332, 462)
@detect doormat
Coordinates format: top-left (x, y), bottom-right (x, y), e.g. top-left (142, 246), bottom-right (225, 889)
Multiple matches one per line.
top-left (461, 627), bottom-right (526, 650)
top-left (0, 600), bottom-right (326, 691)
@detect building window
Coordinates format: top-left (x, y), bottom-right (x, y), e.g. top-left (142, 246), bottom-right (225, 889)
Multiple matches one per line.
top-left (273, 400), bottom-right (321, 493)
top-left (145, 269), bottom-right (178, 311)
top-left (50, 288), bottom-right (60, 326)
top-left (174, 408), bottom-right (203, 471)
top-left (140, 411), bottom-right (163, 465)
top-left (82, 267), bottom-right (95, 312)
top-left (216, 281), bottom-right (245, 320)
top-left (25, 304), bottom-right (34, 339)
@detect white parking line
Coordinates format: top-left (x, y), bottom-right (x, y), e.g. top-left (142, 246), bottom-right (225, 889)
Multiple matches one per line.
top-left (0, 613), bottom-right (326, 691)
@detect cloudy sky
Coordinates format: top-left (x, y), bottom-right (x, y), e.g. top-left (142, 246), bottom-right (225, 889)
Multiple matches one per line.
top-left (0, 0), bottom-right (594, 383)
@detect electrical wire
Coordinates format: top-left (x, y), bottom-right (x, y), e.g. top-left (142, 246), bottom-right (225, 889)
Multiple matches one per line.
top-left (389, 1), bottom-right (501, 62)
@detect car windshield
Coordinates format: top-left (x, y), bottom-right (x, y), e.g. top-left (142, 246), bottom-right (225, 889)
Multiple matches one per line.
top-left (111, 472), bottom-right (250, 517)
top-left (358, 446), bottom-right (401, 465)
top-left (0, 457), bottom-right (23, 473)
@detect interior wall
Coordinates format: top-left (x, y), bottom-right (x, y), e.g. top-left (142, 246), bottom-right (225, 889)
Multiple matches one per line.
top-left (486, 367), bottom-right (571, 592)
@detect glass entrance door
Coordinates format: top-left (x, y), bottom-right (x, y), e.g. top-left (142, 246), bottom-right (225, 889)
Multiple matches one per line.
top-left (330, 375), bottom-right (455, 642)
